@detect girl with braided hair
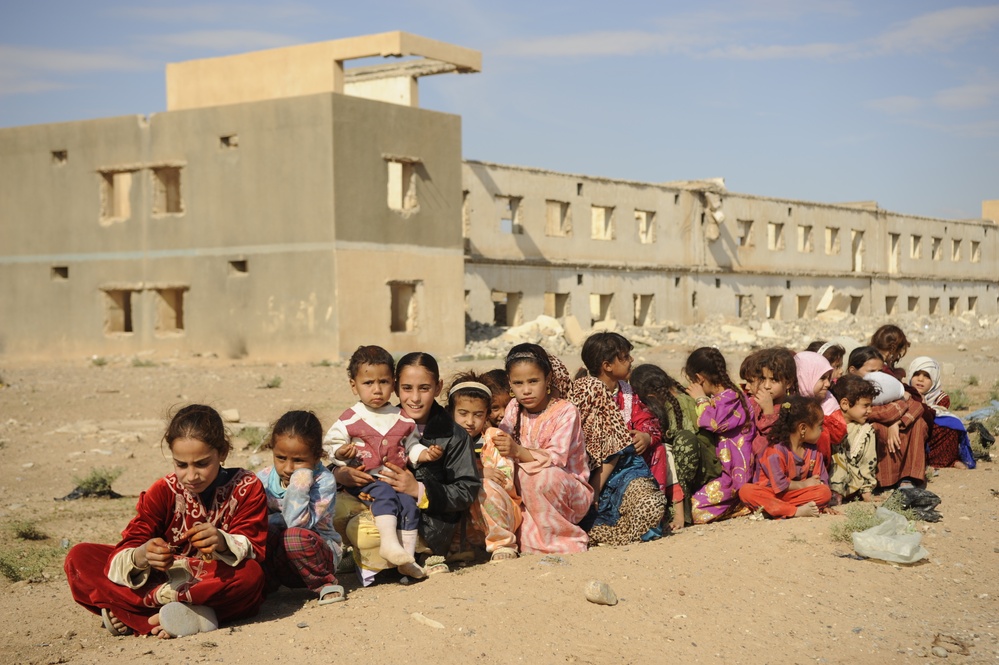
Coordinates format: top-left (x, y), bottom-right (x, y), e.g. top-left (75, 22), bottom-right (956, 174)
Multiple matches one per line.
top-left (492, 344), bottom-right (593, 553)
top-left (738, 396), bottom-right (831, 518)
top-left (683, 347), bottom-right (757, 524)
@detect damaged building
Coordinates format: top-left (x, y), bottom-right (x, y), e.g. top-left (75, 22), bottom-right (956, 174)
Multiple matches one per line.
top-left (0, 32), bottom-right (996, 361)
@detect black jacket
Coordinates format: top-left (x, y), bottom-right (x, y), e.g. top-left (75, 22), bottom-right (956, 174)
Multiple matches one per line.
top-left (414, 402), bottom-right (481, 554)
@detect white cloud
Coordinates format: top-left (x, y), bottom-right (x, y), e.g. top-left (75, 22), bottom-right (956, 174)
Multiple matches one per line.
top-left (142, 29), bottom-right (299, 52)
top-left (933, 81), bottom-right (999, 110)
top-left (871, 5), bottom-right (999, 55)
top-left (116, 3), bottom-right (319, 23)
top-left (499, 30), bottom-right (698, 57)
top-left (865, 95), bottom-right (925, 115)
top-left (0, 45), bottom-right (150, 96)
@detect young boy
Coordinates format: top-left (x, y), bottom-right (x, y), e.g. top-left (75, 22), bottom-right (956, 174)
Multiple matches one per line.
top-left (581, 332), bottom-right (681, 530)
top-left (827, 373), bottom-right (879, 504)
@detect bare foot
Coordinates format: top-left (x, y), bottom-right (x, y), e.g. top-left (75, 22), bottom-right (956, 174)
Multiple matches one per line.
top-left (952, 460), bottom-right (968, 469)
top-left (829, 492), bottom-right (843, 507)
top-left (794, 501), bottom-right (820, 518)
top-left (102, 609), bottom-right (130, 636)
top-left (861, 492), bottom-right (874, 503)
top-left (147, 613), bottom-right (173, 640)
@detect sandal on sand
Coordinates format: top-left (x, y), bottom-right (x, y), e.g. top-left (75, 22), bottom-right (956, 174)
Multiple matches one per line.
top-left (318, 584), bottom-right (346, 605)
top-left (158, 602), bottom-right (218, 638)
top-left (101, 608), bottom-right (133, 636)
top-left (490, 547), bottom-right (518, 561)
top-left (422, 555), bottom-right (449, 576)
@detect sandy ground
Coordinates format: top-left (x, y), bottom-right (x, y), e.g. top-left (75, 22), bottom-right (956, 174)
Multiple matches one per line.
top-left (1, 339), bottom-right (997, 665)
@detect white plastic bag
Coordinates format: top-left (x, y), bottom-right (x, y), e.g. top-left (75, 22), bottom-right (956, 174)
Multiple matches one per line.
top-left (851, 507), bottom-right (929, 564)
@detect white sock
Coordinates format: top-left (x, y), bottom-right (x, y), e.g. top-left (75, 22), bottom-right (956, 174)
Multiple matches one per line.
top-left (374, 515), bottom-right (413, 566)
top-left (396, 529), bottom-right (425, 579)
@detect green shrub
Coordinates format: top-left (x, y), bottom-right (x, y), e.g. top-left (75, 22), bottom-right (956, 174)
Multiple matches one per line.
top-left (131, 357), bottom-right (156, 368)
top-left (949, 389), bottom-right (970, 411)
top-left (239, 426), bottom-right (268, 452)
top-left (260, 376), bottom-right (282, 389)
top-left (11, 520), bottom-right (47, 541)
top-left (91, 356), bottom-right (108, 367)
top-left (967, 375), bottom-right (980, 387)
top-left (73, 467), bottom-right (123, 495)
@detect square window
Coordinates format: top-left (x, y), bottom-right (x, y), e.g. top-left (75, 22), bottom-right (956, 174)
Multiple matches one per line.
top-left (797, 294), bottom-right (810, 319)
top-left (51, 266), bottom-right (69, 281)
top-left (545, 200), bottom-right (571, 237)
top-left (885, 295), bottom-right (898, 315)
top-left (968, 296), bottom-right (978, 313)
top-left (99, 170), bottom-right (135, 223)
top-left (767, 222), bottom-right (784, 250)
top-left (797, 225), bottom-right (813, 252)
top-left (635, 210), bottom-right (656, 244)
top-left (155, 288), bottom-right (186, 333)
top-left (591, 206), bottom-right (614, 240)
top-left (888, 233), bottom-right (900, 273)
top-left (949, 296), bottom-right (960, 315)
top-left (219, 134), bottom-right (239, 149)
top-left (544, 292), bottom-right (570, 318)
top-left (104, 289), bottom-right (136, 334)
top-left (737, 220), bottom-right (754, 247)
top-left (928, 297), bottom-right (940, 315)
top-left (849, 295), bottom-right (863, 315)
top-left (152, 166), bottom-right (184, 215)
top-left (907, 296), bottom-right (919, 313)
top-left (910, 235), bottom-right (922, 259)
top-left (228, 259), bottom-right (248, 275)
top-left (737, 294), bottom-right (756, 319)
top-left (633, 294), bottom-right (654, 326)
top-left (387, 159), bottom-right (419, 213)
top-left (51, 150), bottom-right (68, 165)
top-left (766, 295), bottom-right (782, 320)
top-left (497, 196), bottom-right (523, 234)
top-left (825, 227), bottom-right (840, 255)
top-left (590, 293), bottom-right (614, 325)
top-left (389, 281), bottom-right (420, 333)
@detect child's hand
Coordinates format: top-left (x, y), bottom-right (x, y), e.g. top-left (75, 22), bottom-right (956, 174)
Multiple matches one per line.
top-left (418, 445), bottom-right (444, 464)
top-left (492, 430), bottom-right (519, 458)
top-left (669, 503), bottom-right (685, 533)
top-left (800, 477), bottom-right (822, 488)
top-left (138, 537), bottom-right (174, 572)
top-left (184, 522), bottom-right (227, 557)
top-left (754, 386), bottom-right (774, 413)
top-left (686, 382), bottom-right (706, 400)
top-left (334, 443), bottom-right (357, 461)
top-left (483, 466), bottom-right (508, 486)
top-left (630, 430), bottom-right (652, 455)
top-left (886, 423), bottom-right (901, 454)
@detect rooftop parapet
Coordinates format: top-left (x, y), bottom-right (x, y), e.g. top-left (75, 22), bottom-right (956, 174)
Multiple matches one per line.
top-left (166, 31), bottom-right (481, 110)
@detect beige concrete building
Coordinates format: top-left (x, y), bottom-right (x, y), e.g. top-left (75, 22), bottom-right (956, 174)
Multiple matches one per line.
top-left (462, 162), bottom-right (998, 329)
top-left (0, 32), bottom-right (995, 361)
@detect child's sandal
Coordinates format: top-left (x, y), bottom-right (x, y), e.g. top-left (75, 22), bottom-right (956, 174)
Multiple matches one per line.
top-left (318, 584), bottom-right (346, 605)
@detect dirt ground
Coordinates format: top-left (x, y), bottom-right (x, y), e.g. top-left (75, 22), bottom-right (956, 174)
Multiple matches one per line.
top-left (1, 339), bottom-right (997, 665)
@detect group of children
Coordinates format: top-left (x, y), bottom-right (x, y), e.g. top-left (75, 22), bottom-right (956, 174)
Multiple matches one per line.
top-left (64, 323), bottom-right (975, 638)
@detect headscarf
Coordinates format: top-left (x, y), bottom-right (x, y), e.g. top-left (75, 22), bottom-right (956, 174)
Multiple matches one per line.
top-left (566, 375), bottom-right (633, 470)
top-left (908, 356), bottom-right (944, 409)
top-left (546, 353), bottom-right (572, 400)
top-left (794, 351), bottom-right (839, 416)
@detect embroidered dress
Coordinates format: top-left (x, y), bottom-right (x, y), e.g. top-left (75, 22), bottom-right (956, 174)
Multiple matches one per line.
top-left (257, 464), bottom-right (341, 593)
top-left (500, 398), bottom-right (593, 554)
top-left (689, 389), bottom-right (756, 524)
top-left (738, 443), bottom-right (831, 518)
top-left (908, 356), bottom-right (976, 469)
top-left (64, 469), bottom-right (267, 635)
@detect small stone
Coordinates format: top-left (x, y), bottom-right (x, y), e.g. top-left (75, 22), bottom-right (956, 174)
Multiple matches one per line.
top-left (61, 538), bottom-right (70, 549)
top-left (220, 409), bottom-right (240, 423)
top-left (21, 462), bottom-right (33, 469)
top-left (296, 622), bottom-right (308, 629)
top-left (411, 612), bottom-right (444, 629)
top-left (957, 344), bottom-right (967, 352)
top-left (583, 579), bottom-right (618, 606)
top-left (931, 646), bottom-right (949, 658)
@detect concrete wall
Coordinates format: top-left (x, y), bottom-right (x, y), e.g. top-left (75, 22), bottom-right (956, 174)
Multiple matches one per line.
top-left (463, 162), bottom-right (998, 329)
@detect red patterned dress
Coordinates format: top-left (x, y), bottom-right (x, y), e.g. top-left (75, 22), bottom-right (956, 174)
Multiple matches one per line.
top-left (64, 468), bottom-right (267, 635)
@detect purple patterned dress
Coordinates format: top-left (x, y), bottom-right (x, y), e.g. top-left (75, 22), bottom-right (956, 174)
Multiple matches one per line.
top-left (690, 388), bottom-right (756, 524)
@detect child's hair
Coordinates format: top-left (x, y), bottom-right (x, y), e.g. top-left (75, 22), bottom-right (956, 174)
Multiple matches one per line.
top-left (759, 347), bottom-right (799, 394)
top-left (847, 346), bottom-right (884, 372)
top-left (805, 340), bottom-right (846, 367)
top-left (266, 410), bottom-right (325, 459)
top-left (505, 343), bottom-right (553, 442)
top-left (505, 343), bottom-right (552, 377)
top-left (395, 351), bottom-right (441, 383)
top-left (446, 371), bottom-right (492, 412)
top-left (630, 364), bottom-right (685, 433)
top-left (870, 325), bottom-right (909, 365)
top-left (683, 347), bottom-right (748, 414)
top-left (581, 332), bottom-right (633, 376)
top-left (480, 368), bottom-right (510, 396)
top-left (347, 345), bottom-right (394, 379)
top-left (164, 404), bottom-right (231, 457)
top-left (829, 373), bottom-right (878, 406)
top-left (739, 349), bottom-right (766, 383)
top-left (767, 396), bottom-right (824, 447)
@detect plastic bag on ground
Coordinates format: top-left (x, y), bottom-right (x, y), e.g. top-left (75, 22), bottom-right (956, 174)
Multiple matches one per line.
top-left (851, 507), bottom-right (929, 564)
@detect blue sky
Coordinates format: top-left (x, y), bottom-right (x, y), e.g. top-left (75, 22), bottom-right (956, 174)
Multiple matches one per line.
top-left (2, 1), bottom-right (997, 219)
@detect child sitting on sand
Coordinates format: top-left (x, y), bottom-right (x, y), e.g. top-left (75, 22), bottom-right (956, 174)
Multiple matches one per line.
top-left (827, 374), bottom-right (879, 504)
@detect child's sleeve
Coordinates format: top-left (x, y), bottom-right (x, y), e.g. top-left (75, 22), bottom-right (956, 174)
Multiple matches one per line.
top-left (631, 400), bottom-right (662, 449)
top-left (323, 417), bottom-right (351, 466)
top-left (698, 390), bottom-right (750, 433)
top-left (215, 474), bottom-right (269, 567)
top-left (403, 423), bottom-right (429, 465)
top-left (760, 450), bottom-right (791, 493)
top-left (281, 468), bottom-right (322, 530)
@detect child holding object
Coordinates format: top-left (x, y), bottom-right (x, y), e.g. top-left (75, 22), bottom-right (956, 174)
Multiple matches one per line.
top-left (64, 405), bottom-right (268, 638)
top-left (738, 396), bottom-right (832, 518)
top-left (256, 411), bottom-right (344, 604)
top-left (324, 345), bottom-right (442, 580)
